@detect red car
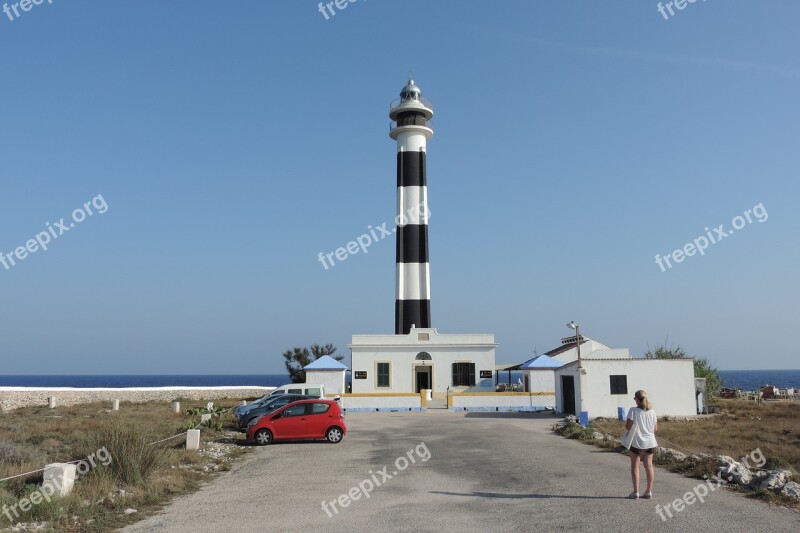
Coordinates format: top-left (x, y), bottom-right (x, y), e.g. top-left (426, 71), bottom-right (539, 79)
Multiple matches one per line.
top-left (246, 399), bottom-right (346, 445)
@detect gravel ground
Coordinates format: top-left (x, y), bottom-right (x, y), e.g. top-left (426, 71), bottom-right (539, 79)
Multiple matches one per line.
top-left (121, 411), bottom-right (800, 533)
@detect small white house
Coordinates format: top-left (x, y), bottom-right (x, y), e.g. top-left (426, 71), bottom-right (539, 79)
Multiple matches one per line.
top-left (349, 327), bottom-right (496, 397)
top-left (554, 358), bottom-right (697, 418)
top-left (513, 336), bottom-right (630, 394)
top-left (543, 335), bottom-right (630, 365)
top-left (518, 354), bottom-right (561, 392)
top-left (304, 355), bottom-right (348, 396)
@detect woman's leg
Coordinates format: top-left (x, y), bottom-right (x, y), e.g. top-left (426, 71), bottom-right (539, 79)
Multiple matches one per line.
top-left (643, 453), bottom-right (655, 494)
top-left (630, 452), bottom-right (641, 493)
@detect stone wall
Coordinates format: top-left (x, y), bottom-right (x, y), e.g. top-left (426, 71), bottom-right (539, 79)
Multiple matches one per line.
top-left (0, 387), bottom-right (275, 412)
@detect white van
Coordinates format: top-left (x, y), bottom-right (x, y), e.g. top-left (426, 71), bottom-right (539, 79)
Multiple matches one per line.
top-left (268, 383), bottom-right (325, 398)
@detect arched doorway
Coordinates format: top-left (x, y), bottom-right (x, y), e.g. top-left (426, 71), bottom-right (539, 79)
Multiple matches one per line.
top-left (415, 352), bottom-right (432, 392)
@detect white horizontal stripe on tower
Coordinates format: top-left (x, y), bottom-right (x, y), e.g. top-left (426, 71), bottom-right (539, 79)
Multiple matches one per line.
top-left (397, 132), bottom-right (428, 153)
top-left (396, 186), bottom-right (429, 226)
top-left (395, 263), bottom-right (431, 301)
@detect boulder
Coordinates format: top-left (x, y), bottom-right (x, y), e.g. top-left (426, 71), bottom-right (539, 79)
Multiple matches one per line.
top-left (723, 464), bottom-right (753, 486)
top-left (656, 447), bottom-right (687, 462)
top-left (760, 470), bottom-right (792, 491)
top-left (780, 481), bottom-right (800, 500)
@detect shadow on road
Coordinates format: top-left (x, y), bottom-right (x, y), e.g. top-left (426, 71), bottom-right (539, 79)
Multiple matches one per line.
top-left (463, 412), bottom-right (560, 419)
top-left (430, 490), bottom-right (625, 500)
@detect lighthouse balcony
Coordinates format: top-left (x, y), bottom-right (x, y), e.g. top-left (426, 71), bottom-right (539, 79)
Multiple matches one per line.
top-left (390, 117), bottom-right (434, 135)
top-left (390, 96), bottom-right (434, 113)
top-left (389, 98), bottom-right (434, 121)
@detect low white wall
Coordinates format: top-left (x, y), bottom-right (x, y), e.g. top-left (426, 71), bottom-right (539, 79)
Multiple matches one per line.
top-left (340, 394), bottom-right (423, 412)
top-left (0, 387), bottom-right (274, 412)
top-left (450, 393), bottom-right (556, 412)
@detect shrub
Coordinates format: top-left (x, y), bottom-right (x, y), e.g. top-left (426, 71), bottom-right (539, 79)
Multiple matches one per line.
top-left (94, 424), bottom-right (166, 486)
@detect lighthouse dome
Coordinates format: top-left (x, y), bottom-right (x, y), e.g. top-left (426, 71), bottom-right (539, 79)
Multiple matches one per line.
top-left (400, 79), bottom-right (422, 99)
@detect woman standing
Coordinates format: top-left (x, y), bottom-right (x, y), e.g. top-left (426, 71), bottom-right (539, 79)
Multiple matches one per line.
top-left (626, 390), bottom-right (658, 499)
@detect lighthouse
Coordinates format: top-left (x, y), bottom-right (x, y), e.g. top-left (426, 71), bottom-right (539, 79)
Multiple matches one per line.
top-left (389, 78), bottom-right (434, 335)
top-left (348, 78), bottom-right (496, 398)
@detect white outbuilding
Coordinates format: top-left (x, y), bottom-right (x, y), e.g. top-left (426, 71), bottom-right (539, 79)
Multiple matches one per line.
top-left (512, 335), bottom-right (630, 394)
top-left (303, 355), bottom-right (348, 396)
top-left (554, 358), bottom-right (697, 419)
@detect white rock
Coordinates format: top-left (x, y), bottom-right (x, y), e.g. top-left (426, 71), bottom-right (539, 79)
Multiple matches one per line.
top-left (781, 481), bottom-right (800, 500)
top-left (124, 508), bottom-right (138, 515)
top-left (760, 470), bottom-right (789, 491)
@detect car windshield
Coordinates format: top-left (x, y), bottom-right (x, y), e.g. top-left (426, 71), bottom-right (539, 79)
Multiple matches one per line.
top-left (266, 396), bottom-right (300, 409)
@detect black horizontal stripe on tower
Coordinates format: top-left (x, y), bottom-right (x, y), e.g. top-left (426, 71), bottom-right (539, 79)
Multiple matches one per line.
top-left (395, 299), bottom-right (431, 335)
top-left (396, 224), bottom-right (429, 264)
top-left (397, 151), bottom-right (427, 188)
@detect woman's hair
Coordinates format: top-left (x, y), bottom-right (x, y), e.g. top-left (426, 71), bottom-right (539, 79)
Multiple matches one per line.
top-left (635, 390), bottom-right (652, 411)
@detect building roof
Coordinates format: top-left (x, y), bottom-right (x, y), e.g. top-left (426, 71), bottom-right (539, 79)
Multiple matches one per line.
top-left (556, 357), bottom-right (694, 370)
top-left (519, 354), bottom-right (563, 369)
top-left (304, 355), bottom-right (349, 371)
top-left (544, 339), bottom-right (589, 357)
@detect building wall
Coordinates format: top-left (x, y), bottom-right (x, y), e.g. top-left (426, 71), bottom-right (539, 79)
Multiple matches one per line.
top-left (350, 328), bottom-right (496, 394)
top-left (524, 369), bottom-right (556, 393)
top-left (450, 392), bottom-right (556, 411)
top-left (555, 359), bottom-right (696, 418)
top-left (341, 393), bottom-right (423, 412)
top-left (304, 370), bottom-right (346, 396)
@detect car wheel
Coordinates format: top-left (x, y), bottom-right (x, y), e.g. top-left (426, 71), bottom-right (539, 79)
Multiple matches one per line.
top-left (254, 429), bottom-right (273, 445)
top-left (326, 426), bottom-right (344, 443)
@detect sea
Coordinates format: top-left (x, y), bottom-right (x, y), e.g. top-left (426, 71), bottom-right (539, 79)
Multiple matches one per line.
top-left (0, 370), bottom-right (797, 390)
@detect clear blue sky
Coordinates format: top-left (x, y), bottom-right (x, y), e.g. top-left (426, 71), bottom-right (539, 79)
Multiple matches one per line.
top-left (1, 1), bottom-right (797, 374)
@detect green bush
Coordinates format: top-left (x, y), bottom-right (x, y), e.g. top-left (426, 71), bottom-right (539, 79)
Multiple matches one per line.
top-left (94, 424), bottom-right (166, 486)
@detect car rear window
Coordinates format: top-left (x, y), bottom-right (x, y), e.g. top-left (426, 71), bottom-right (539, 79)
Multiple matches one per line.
top-left (310, 403), bottom-right (330, 414)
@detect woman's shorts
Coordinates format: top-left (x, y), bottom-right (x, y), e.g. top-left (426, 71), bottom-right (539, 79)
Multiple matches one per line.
top-left (630, 446), bottom-right (656, 455)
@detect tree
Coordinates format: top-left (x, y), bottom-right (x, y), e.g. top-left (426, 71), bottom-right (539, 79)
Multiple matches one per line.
top-left (282, 343), bottom-right (344, 383)
top-left (644, 341), bottom-right (722, 399)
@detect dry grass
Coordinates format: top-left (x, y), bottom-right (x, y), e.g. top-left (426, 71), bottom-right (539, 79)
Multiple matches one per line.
top-left (589, 400), bottom-right (800, 472)
top-left (555, 399), bottom-right (800, 510)
top-left (0, 399), bottom-right (249, 532)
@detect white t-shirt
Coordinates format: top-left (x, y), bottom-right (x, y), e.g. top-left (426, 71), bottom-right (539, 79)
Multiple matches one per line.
top-left (626, 407), bottom-right (658, 449)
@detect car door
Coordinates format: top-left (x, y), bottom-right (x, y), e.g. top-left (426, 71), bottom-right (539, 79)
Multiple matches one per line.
top-left (273, 403), bottom-right (309, 439)
top-left (306, 402), bottom-right (332, 436)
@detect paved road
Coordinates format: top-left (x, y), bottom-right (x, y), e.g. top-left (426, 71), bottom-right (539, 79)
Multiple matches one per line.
top-left (122, 411), bottom-right (798, 533)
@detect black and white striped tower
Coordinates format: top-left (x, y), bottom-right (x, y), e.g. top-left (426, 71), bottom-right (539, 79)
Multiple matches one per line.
top-left (389, 78), bottom-right (434, 335)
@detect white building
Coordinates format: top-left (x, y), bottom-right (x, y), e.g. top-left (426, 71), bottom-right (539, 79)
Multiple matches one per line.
top-left (303, 355), bottom-right (348, 396)
top-left (349, 327), bottom-right (496, 397)
top-left (554, 358), bottom-right (697, 418)
top-left (513, 335), bottom-right (630, 393)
